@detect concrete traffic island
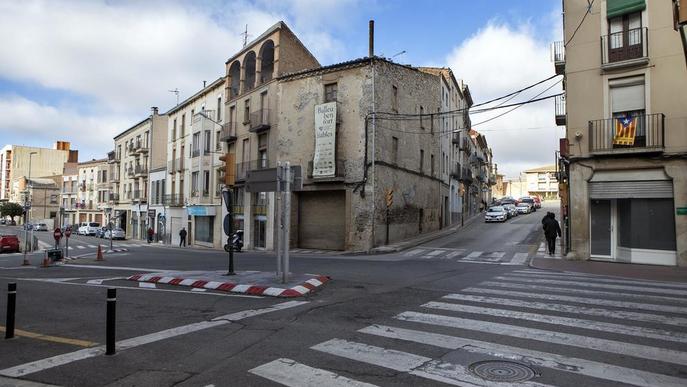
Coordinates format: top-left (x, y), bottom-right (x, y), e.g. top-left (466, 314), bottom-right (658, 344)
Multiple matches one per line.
top-left (127, 270), bottom-right (330, 297)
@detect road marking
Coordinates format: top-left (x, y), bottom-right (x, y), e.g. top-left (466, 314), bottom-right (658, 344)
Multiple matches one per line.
top-left (87, 245), bottom-right (96, 249)
top-left (190, 288), bottom-right (206, 292)
top-left (426, 249), bottom-right (443, 256)
top-left (249, 358), bottom-right (378, 387)
top-left (76, 246), bottom-right (85, 249)
top-left (0, 301), bottom-right (309, 378)
top-left (441, 293), bottom-right (687, 326)
top-left (486, 251), bottom-right (506, 258)
top-left (481, 281), bottom-right (687, 304)
top-left (0, 327), bottom-right (97, 348)
top-left (444, 250), bottom-right (463, 259)
top-left (139, 282), bottom-right (156, 288)
top-left (464, 251), bottom-right (482, 259)
top-left (86, 277), bottom-right (124, 285)
top-left (423, 301), bottom-right (687, 343)
top-left (462, 287), bottom-right (687, 315)
top-left (510, 271), bottom-right (687, 290)
top-left (394, 311), bottom-right (687, 366)
top-left (510, 252), bottom-right (529, 265)
top-left (495, 276), bottom-right (687, 296)
top-left (311, 339), bottom-right (552, 387)
top-left (65, 264), bottom-right (171, 272)
top-left (359, 324), bottom-right (687, 387)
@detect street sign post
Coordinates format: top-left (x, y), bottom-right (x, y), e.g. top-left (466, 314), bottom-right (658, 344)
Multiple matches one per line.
top-left (222, 188), bottom-right (235, 276)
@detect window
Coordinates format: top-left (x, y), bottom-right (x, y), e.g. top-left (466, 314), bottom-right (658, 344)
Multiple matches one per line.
top-left (258, 134), bottom-right (268, 168)
top-left (192, 132), bottom-right (201, 157)
top-left (172, 119), bottom-right (177, 140)
top-left (618, 198), bottom-right (676, 251)
top-left (392, 137), bottom-right (398, 165)
top-left (181, 114), bottom-right (186, 137)
top-left (607, 10), bottom-right (643, 63)
top-left (392, 85), bottom-right (398, 112)
top-left (217, 97), bottom-right (222, 122)
top-left (229, 106), bottom-right (236, 125)
top-left (191, 171), bottom-right (199, 194)
top-left (216, 131), bottom-right (222, 151)
top-left (431, 154), bottom-right (435, 176)
top-left (324, 83), bottom-right (338, 103)
top-left (244, 99), bottom-right (251, 124)
top-left (204, 130), bottom-right (211, 153)
top-left (610, 76), bottom-right (646, 147)
top-left (420, 149), bottom-right (424, 173)
top-left (420, 106), bottom-right (424, 129)
top-left (203, 171), bottom-right (210, 196)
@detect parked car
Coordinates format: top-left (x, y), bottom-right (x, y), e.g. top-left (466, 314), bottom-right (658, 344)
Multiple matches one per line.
top-left (0, 219), bottom-right (6, 225)
top-left (0, 234), bottom-right (20, 253)
top-left (95, 227), bottom-right (108, 238)
top-left (516, 202), bottom-right (533, 214)
top-left (104, 228), bottom-right (125, 240)
top-left (34, 223), bottom-right (48, 231)
top-left (78, 222), bottom-right (101, 236)
top-left (502, 203), bottom-right (518, 218)
top-left (485, 206), bottom-right (508, 222)
top-left (532, 196), bottom-right (542, 209)
top-left (519, 197), bottom-right (537, 211)
top-left (23, 223), bottom-right (34, 231)
top-left (499, 197), bottom-right (516, 206)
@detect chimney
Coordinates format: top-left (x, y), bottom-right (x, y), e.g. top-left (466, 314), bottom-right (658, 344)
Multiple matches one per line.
top-left (203, 80), bottom-right (207, 88)
top-left (369, 20), bottom-right (374, 57)
top-left (151, 106), bottom-right (159, 116)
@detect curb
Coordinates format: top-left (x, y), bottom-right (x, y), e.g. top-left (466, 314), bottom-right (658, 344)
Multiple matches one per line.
top-left (127, 273), bottom-right (331, 298)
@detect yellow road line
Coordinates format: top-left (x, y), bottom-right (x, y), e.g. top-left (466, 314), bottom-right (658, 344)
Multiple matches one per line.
top-left (0, 326), bottom-right (97, 348)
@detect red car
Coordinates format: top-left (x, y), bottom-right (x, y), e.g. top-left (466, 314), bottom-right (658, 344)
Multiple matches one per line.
top-left (0, 234), bottom-right (20, 253)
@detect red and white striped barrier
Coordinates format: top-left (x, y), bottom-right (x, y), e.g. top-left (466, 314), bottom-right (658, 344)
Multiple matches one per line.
top-left (127, 273), bottom-right (330, 297)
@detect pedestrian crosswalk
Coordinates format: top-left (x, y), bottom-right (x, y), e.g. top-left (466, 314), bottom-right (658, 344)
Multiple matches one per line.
top-left (402, 247), bottom-right (530, 265)
top-left (248, 268), bottom-right (687, 386)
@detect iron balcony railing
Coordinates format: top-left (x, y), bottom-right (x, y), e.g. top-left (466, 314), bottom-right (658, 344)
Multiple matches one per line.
top-left (134, 165), bottom-right (147, 176)
top-left (588, 113), bottom-right (664, 154)
top-left (460, 167), bottom-right (473, 183)
top-left (450, 163), bottom-right (461, 179)
top-left (219, 121), bottom-right (237, 142)
top-left (109, 193), bottom-right (120, 203)
top-left (555, 94), bottom-right (566, 126)
top-left (133, 190), bottom-right (146, 200)
top-left (601, 27), bottom-right (648, 66)
top-left (107, 151), bottom-right (120, 164)
top-left (163, 194), bottom-right (184, 207)
top-left (133, 140), bottom-right (148, 153)
top-left (551, 40), bottom-right (565, 63)
top-left (248, 109), bottom-right (273, 133)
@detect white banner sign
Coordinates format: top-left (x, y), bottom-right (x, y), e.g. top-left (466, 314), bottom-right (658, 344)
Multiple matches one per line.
top-left (313, 102), bottom-right (337, 178)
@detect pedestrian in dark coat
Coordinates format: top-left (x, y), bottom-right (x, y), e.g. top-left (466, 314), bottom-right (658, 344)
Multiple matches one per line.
top-left (542, 212), bottom-right (562, 256)
top-left (179, 227), bottom-right (187, 247)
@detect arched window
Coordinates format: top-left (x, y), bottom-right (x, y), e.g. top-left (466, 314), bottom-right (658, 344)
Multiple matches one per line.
top-left (243, 51), bottom-right (256, 92)
top-left (228, 61), bottom-right (241, 98)
top-left (259, 40), bottom-right (275, 84)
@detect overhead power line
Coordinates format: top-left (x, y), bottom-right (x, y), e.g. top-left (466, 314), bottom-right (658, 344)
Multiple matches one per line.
top-left (565, 0), bottom-right (595, 47)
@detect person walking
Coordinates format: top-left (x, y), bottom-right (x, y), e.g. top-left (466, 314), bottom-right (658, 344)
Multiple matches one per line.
top-left (147, 227), bottom-right (154, 244)
top-left (179, 227), bottom-right (187, 247)
top-left (542, 212), bottom-right (562, 256)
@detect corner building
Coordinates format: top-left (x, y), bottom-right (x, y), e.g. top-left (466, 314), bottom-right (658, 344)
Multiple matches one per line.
top-left (558, 0), bottom-right (687, 266)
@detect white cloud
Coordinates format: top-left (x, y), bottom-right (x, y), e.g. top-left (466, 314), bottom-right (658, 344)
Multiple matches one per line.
top-left (446, 21), bottom-right (563, 178)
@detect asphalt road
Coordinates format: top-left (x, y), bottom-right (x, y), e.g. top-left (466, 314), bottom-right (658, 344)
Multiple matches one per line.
top-left (1, 202), bottom-right (686, 387)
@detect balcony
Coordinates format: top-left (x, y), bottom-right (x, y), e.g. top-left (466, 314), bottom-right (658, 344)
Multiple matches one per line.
top-left (134, 165), bottom-right (148, 177)
top-left (459, 167), bottom-right (473, 183)
top-left (107, 151), bottom-right (120, 164)
top-left (109, 193), bottom-right (120, 203)
top-left (450, 163), bottom-right (461, 179)
top-left (133, 190), bottom-right (146, 201)
top-left (126, 167), bottom-right (134, 178)
top-left (133, 141), bottom-right (149, 154)
top-left (163, 194), bottom-right (184, 207)
top-left (219, 121), bottom-right (237, 143)
top-left (109, 172), bottom-right (120, 182)
top-left (551, 41), bottom-right (565, 75)
top-left (555, 94), bottom-right (566, 126)
top-left (248, 109), bottom-right (273, 133)
top-left (306, 159), bottom-right (345, 181)
top-left (588, 113), bottom-right (664, 155)
top-left (452, 133), bottom-right (460, 145)
top-left (601, 27), bottom-right (649, 70)
top-left (235, 159), bottom-right (271, 182)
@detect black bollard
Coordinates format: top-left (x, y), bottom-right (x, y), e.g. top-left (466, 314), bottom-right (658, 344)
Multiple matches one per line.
top-left (106, 288), bottom-right (116, 355)
top-left (5, 283), bottom-right (16, 339)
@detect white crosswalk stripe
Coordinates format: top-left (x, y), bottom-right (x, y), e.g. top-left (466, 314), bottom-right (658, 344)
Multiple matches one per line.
top-left (403, 249), bottom-right (424, 257)
top-left (248, 270), bottom-right (687, 386)
top-left (402, 248), bottom-right (529, 265)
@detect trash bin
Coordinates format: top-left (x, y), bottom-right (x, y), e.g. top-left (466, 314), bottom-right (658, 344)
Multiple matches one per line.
top-left (46, 249), bottom-right (63, 262)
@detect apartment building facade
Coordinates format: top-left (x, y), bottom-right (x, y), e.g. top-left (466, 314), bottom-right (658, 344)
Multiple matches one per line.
top-left (524, 164), bottom-right (559, 200)
top-left (75, 158), bottom-right (109, 225)
top-left (164, 78), bottom-right (226, 248)
top-left (12, 176), bottom-right (60, 227)
top-left (110, 108), bottom-right (168, 240)
top-left (558, 0), bottom-right (687, 266)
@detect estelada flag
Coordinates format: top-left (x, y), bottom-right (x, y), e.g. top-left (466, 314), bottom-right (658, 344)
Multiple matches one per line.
top-left (613, 116), bottom-right (637, 146)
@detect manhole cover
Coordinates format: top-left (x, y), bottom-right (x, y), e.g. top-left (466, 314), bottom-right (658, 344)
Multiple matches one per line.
top-left (468, 360), bottom-right (537, 382)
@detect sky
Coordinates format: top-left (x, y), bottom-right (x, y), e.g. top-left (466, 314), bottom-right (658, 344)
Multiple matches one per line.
top-left (0, 0), bottom-right (564, 179)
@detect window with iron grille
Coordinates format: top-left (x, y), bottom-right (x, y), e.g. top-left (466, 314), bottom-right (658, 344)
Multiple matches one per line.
top-left (324, 83), bottom-right (337, 103)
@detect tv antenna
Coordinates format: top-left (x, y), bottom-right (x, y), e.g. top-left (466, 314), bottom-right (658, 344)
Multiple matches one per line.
top-left (241, 24), bottom-right (250, 47)
top-left (391, 50), bottom-right (406, 61)
top-left (168, 88), bottom-right (180, 106)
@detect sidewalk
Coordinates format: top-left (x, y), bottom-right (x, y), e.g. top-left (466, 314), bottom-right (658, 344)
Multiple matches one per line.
top-left (531, 256), bottom-right (687, 283)
top-left (369, 212), bottom-right (484, 254)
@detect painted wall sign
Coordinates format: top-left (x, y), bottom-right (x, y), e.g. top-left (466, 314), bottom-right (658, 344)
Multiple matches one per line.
top-left (313, 102), bottom-right (337, 178)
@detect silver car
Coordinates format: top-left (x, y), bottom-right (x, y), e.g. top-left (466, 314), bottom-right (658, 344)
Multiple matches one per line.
top-left (502, 204), bottom-right (518, 217)
top-left (34, 223), bottom-right (49, 231)
top-left (104, 228), bottom-right (126, 240)
top-left (516, 203), bottom-right (532, 214)
top-left (485, 206), bottom-right (508, 222)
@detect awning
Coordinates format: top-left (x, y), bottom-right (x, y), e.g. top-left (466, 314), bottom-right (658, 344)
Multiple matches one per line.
top-left (607, 0), bottom-right (645, 18)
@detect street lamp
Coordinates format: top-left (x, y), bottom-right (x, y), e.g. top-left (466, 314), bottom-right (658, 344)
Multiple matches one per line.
top-left (22, 151), bottom-right (38, 266)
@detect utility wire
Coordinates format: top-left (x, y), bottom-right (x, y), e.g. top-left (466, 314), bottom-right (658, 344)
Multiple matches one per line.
top-left (564, 0), bottom-right (595, 47)
top-left (471, 74), bottom-right (560, 108)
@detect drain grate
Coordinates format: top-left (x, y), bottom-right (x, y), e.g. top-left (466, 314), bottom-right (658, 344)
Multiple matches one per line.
top-left (468, 360), bottom-right (537, 383)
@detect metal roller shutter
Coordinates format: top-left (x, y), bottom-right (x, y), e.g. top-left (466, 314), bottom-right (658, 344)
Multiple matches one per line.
top-left (589, 180), bottom-right (673, 199)
top-left (299, 190), bottom-right (345, 250)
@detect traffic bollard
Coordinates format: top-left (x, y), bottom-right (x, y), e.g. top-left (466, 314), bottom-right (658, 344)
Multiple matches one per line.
top-left (5, 283), bottom-right (16, 339)
top-left (106, 288), bottom-right (116, 355)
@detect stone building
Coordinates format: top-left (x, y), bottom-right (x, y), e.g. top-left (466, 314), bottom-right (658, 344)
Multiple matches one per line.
top-left (164, 78), bottom-right (226, 248)
top-left (75, 158), bottom-right (109, 225)
top-left (60, 162), bottom-right (79, 228)
top-left (12, 176), bottom-right (60, 227)
top-left (110, 108), bottom-right (168, 240)
top-left (557, 0), bottom-right (687, 266)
